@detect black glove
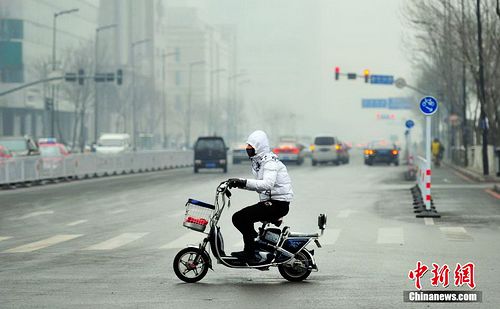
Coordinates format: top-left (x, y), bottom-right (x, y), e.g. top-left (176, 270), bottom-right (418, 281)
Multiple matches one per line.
top-left (227, 178), bottom-right (247, 189)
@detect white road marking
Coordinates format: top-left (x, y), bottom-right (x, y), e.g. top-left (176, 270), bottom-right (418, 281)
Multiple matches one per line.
top-left (66, 220), bottom-right (88, 227)
top-left (0, 236), bottom-right (12, 242)
top-left (84, 233), bottom-right (149, 250)
top-left (377, 228), bottom-right (404, 244)
top-left (160, 232), bottom-right (205, 249)
top-left (10, 210), bottom-right (54, 220)
top-left (337, 210), bottom-right (356, 218)
top-left (424, 218), bottom-right (434, 226)
top-left (108, 209), bottom-right (127, 215)
top-left (320, 228), bottom-right (341, 245)
top-left (440, 227), bottom-right (473, 241)
top-left (168, 211), bottom-right (185, 218)
top-left (4, 234), bottom-right (82, 253)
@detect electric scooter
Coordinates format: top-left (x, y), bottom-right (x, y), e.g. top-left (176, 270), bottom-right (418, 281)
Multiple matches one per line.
top-left (173, 180), bottom-right (327, 283)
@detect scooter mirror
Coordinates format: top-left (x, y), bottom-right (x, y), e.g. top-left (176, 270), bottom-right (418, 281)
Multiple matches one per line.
top-left (318, 213), bottom-right (327, 230)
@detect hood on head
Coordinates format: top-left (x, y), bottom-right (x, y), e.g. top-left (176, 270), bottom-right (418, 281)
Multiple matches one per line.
top-left (246, 130), bottom-right (270, 156)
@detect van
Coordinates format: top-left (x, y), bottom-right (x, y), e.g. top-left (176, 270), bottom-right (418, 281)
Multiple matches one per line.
top-left (95, 134), bottom-right (131, 154)
top-left (311, 135), bottom-right (349, 166)
top-left (194, 136), bottom-right (228, 173)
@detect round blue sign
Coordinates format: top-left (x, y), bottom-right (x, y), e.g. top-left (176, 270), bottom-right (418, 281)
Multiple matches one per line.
top-left (405, 119), bottom-right (415, 129)
top-left (419, 96), bottom-right (438, 115)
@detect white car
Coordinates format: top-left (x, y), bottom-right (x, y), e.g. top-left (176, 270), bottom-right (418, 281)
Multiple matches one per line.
top-left (95, 134), bottom-right (131, 154)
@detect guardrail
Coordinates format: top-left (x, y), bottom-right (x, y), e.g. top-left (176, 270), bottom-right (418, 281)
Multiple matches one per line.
top-left (0, 150), bottom-right (193, 187)
top-left (410, 156), bottom-right (440, 218)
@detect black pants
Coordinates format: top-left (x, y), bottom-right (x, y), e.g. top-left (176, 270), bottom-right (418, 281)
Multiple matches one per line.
top-left (232, 200), bottom-right (289, 253)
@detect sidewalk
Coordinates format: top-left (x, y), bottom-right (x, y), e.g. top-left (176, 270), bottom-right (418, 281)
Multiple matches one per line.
top-left (443, 161), bottom-right (500, 184)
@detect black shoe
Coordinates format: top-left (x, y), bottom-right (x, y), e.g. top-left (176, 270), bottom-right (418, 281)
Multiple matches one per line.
top-left (245, 252), bottom-right (265, 264)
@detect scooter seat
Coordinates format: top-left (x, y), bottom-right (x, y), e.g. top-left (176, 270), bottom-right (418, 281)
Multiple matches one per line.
top-left (261, 217), bottom-right (283, 227)
top-left (288, 232), bottom-right (319, 238)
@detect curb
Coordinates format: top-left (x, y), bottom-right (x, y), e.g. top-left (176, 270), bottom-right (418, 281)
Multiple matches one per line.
top-left (442, 161), bottom-right (500, 183)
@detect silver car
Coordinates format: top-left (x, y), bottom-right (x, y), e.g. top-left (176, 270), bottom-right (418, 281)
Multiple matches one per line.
top-left (311, 136), bottom-right (349, 166)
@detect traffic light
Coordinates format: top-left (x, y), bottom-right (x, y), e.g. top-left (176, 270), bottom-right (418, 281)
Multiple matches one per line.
top-left (78, 69), bottom-right (85, 85)
top-left (64, 73), bottom-right (77, 82)
top-left (335, 67), bottom-right (340, 80)
top-left (363, 69), bottom-right (370, 83)
top-left (116, 69), bottom-right (123, 85)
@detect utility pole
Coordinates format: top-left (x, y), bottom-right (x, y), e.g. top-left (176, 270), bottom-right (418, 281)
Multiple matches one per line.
top-left (461, 0), bottom-right (468, 167)
top-left (94, 24), bottom-right (117, 143)
top-left (476, 0), bottom-right (489, 175)
top-left (130, 38), bottom-right (150, 149)
top-left (160, 50), bottom-right (179, 148)
top-left (51, 8), bottom-right (79, 138)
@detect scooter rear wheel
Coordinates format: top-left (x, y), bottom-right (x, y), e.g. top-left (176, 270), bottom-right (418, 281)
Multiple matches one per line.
top-left (173, 247), bottom-right (209, 283)
top-left (278, 250), bottom-right (312, 282)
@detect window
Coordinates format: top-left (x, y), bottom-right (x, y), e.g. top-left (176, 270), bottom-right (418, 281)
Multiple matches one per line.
top-left (0, 19), bottom-right (24, 40)
top-left (0, 41), bottom-right (24, 83)
top-left (175, 47), bottom-right (181, 63)
top-left (175, 71), bottom-right (181, 85)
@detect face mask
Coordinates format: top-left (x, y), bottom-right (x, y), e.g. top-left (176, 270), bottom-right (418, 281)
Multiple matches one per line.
top-left (246, 147), bottom-right (256, 158)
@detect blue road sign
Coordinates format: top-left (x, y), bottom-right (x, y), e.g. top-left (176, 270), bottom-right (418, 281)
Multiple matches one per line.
top-left (419, 96), bottom-right (438, 115)
top-left (370, 75), bottom-right (394, 85)
top-left (405, 119), bottom-right (415, 129)
top-left (362, 99), bottom-right (387, 108)
top-left (388, 97), bottom-right (412, 109)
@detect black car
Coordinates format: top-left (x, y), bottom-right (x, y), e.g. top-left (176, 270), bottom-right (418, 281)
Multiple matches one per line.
top-left (194, 137), bottom-right (228, 173)
top-left (364, 142), bottom-right (400, 166)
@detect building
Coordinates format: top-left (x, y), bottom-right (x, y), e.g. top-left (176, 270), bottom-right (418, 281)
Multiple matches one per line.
top-left (0, 0), bottom-right (98, 144)
top-left (163, 7), bottom-right (236, 147)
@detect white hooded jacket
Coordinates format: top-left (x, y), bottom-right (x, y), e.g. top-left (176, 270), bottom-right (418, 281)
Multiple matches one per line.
top-left (244, 130), bottom-right (294, 202)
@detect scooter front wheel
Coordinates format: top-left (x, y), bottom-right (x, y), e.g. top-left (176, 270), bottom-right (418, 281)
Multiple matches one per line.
top-left (173, 247), bottom-right (209, 283)
top-left (278, 250), bottom-right (312, 282)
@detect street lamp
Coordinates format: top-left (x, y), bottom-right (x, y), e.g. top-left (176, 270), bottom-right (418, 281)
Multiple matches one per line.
top-left (186, 60), bottom-right (205, 146)
top-left (131, 38), bottom-right (151, 149)
top-left (94, 24), bottom-right (117, 142)
top-left (161, 50), bottom-right (180, 148)
top-left (209, 68), bottom-right (226, 135)
top-left (51, 8), bottom-right (79, 138)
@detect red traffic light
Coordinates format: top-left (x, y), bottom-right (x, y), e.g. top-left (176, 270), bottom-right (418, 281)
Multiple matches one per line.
top-left (335, 66), bottom-right (340, 80)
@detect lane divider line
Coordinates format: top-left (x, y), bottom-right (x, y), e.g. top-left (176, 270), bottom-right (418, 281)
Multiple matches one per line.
top-left (66, 220), bottom-right (88, 227)
top-left (0, 236), bottom-right (12, 242)
top-left (3, 234), bottom-right (82, 253)
top-left (439, 227), bottom-right (473, 241)
top-left (83, 233), bottom-right (149, 250)
top-left (424, 218), bottom-right (435, 226)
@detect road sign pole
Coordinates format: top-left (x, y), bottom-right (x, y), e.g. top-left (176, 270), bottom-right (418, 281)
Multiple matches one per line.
top-left (425, 116), bottom-right (432, 211)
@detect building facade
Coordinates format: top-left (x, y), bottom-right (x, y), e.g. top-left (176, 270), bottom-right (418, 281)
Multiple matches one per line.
top-left (0, 0), bottom-right (98, 143)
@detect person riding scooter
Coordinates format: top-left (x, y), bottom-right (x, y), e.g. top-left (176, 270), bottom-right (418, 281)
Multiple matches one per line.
top-left (227, 130), bottom-right (293, 263)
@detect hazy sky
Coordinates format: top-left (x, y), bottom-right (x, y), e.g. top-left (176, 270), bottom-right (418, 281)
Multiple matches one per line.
top-left (168, 0), bottom-right (418, 144)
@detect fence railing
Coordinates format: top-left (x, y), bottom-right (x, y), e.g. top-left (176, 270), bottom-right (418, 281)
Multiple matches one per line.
top-left (0, 150), bottom-right (193, 186)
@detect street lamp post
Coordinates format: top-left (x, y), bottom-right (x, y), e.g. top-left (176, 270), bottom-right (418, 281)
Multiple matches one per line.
top-left (51, 8), bottom-right (79, 138)
top-left (161, 50), bottom-right (179, 148)
top-left (94, 24), bottom-right (117, 143)
top-left (130, 38), bottom-right (151, 149)
top-left (186, 60), bottom-right (205, 147)
top-left (209, 68), bottom-right (226, 135)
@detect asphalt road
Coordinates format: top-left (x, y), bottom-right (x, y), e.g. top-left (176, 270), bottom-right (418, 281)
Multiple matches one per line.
top-left (0, 153), bottom-right (499, 308)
